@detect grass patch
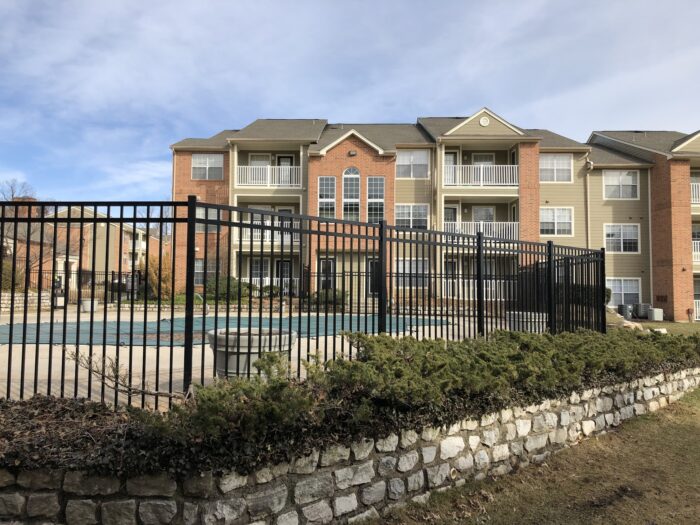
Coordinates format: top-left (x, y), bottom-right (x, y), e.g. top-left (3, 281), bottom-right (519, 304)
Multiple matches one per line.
top-left (642, 320), bottom-right (700, 336)
top-left (376, 388), bottom-right (700, 525)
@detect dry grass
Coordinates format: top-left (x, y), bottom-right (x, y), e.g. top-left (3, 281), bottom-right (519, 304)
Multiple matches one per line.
top-left (373, 388), bottom-right (700, 525)
top-left (641, 320), bottom-right (700, 336)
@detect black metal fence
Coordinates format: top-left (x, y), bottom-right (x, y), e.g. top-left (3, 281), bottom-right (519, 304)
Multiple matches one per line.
top-left (0, 197), bottom-right (606, 408)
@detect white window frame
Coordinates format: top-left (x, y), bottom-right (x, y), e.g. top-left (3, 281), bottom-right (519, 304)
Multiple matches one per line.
top-left (606, 277), bottom-right (642, 306)
top-left (396, 258), bottom-right (429, 288)
top-left (342, 168), bottom-right (360, 221)
top-left (396, 150), bottom-right (430, 179)
top-left (194, 258), bottom-right (218, 286)
top-left (249, 153), bottom-right (271, 166)
top-left (539, 153), bottom-right (573, 183)
top-left (367, 176), bottom-right (385, 224)
top-left (318, 176), bottom-right (336, 219)
top-left (604, 223), bottom-right (641, 254)
top-left (472, 206), bottom-right (495, 223)
top-left (395, 204), bottom-right (429, 229)
top-left (603, 170), bottom-right (640, 200)
top-left (539, 207), bottom-right (574, 237)
top-left (471, 152), bottom-right (495, 165)
top-left (191, 153), bottom-right (224, 181)
top-left (195, 207), bottom-right (218, 233)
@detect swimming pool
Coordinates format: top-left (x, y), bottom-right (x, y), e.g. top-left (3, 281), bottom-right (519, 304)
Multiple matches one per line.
top-left (0, 313), bottom-right (446, 346)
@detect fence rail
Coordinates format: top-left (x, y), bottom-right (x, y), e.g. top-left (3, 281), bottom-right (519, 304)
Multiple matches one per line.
top-left (0, 198), bottom-right (606, 409)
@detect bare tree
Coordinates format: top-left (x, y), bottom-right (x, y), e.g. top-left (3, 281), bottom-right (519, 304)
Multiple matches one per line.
top-left (0, 178), bottom-right (36, 201)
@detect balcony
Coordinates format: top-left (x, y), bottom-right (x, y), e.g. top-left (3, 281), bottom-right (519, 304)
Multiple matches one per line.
top-left (692, 183), bottom-right (700, 204)
top-left (236, 166), bottom-right (301, 187)
top-left (694, 240), bottom-right (700, 262)
top-left (443, 221), bottom-right (519, 240)
top-left (240, 220), bottom-right (301, 244)
top-left (239, 277), bottom-right (300, 295)
top-left (444, 165), bottom-right (518, 187)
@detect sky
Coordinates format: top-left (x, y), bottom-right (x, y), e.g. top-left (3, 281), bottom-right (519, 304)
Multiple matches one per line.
top-left (0, 0), bottom-right (699, 201)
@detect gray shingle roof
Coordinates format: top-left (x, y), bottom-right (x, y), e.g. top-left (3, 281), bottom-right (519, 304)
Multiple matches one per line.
top-left (233, 119), bottom-right (327, 142)
top-left (588, 145), bottom-right (650, 167)
top-left (593, 131), bottom-right (687, 154)
top-left (417, 117), bottom-right (468, 139)
top-left (522, 129), bottom-right (587, 150)
top-left (310, 124), bottom-right (433, 154)
top-left (170, 130), bottom-right (236, 150)
top-left (673, 130), bottom-right (700, 151)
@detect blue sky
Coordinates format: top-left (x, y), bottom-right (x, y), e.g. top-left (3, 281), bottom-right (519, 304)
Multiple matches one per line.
top-left (0, 0), bottom-right (698, 201)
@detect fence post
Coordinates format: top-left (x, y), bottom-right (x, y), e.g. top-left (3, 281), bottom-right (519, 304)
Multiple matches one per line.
top-left (378, 220), bottom-right (387, 334)
top-left (476, 231), bottom-right (485, 337)
top-left (183, 195), bottom-right (197, 392)
top-left (547, 240), bottom-right (556, 334)
top-left (599, 247), bottom-right (607, 334)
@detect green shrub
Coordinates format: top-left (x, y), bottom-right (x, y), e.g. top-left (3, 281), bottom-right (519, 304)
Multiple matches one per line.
top-left (310, 288), bottom-right (346, 307)
top-left (2, 330), bottom-right (700, 478)
top-left (204, 275), bottom-right (255, 302)
top-left (605, 287), bottom-right (612, 304)
top-left (1, 259), bottom-right (25, 292)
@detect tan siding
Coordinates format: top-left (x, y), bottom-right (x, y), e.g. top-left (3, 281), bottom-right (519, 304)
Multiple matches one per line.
top-left (539, 153), bottom-right (588, 247)
top-left (449, 111), bottom-right (520, 136)
top-left (394, 179), bottom-right (431, 204)
top-left (237, 151), bottom-right (299, 166)
top-left (588, 168), bottom-right (651, 303)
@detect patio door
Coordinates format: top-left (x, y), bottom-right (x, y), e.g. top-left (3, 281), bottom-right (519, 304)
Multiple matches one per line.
top-left (366, 258), bottom-right (380, 297)
top-left (444, 206), bottom-right (458, 233)
top-left (276, 155), bottom-right (294, 185)
top-left (276, 259), bottom-right (292, 295)
top-left (318, 258), bottom-right (335, 291)
top-left (444, 151), bottom-right (458, 184)
top-left (444, 259), bottom-right (457, 297)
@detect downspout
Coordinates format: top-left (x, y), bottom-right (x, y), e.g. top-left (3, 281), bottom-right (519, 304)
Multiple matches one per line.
top-left (647, 167), bottom-right (653, 307)
top-left (584, 152), bottom-right (591, 249)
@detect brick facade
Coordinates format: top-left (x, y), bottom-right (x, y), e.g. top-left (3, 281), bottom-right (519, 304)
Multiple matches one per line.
top-left (307, 136), bottom-right (395, 282)
top-left (649, 155), bottom-right (693, 321)
top-left (517, 142), bottom-right (540, 243)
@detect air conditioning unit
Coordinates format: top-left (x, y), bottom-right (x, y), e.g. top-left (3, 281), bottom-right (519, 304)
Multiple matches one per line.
top-left (633, 303), bottom-right (651, 319)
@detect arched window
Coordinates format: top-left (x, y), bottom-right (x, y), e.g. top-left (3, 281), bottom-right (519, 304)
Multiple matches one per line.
top-left (343, 167), bottom-right (360, 221)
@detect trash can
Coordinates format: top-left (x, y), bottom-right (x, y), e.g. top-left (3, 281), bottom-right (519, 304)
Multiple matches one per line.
top-left (617, 304), bottom-right (633, 320)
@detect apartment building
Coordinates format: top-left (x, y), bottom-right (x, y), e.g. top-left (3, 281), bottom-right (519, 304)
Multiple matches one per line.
top-left (171, 108), bottom-right (700, 321)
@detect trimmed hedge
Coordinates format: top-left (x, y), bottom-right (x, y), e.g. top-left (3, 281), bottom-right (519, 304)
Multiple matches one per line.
top-left (2, 330), bottom-right (700, 477)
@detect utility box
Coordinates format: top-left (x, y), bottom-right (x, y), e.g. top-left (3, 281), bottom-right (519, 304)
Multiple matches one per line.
top-left (647, 308), bottom-right (663, 322)
top-left (617, 304), bottom-right (633, 320)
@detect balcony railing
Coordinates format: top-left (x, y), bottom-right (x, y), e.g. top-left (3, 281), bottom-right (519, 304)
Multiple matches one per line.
top-left (240, 220), bottom-right (301, 243)
top-left (692, 183), bottom-right (700, 204)
top-left (443, 279), bottom-right (513, 301)
top-left (693, 240), bottom-right (700, 262)
top-left (695, 300), bottom-right (700, 321)
top-left (443, 221), bottom-right (519, 240)
top-left (239, 277), bottom-right (300, 295)
top-left (444, 165), bottom-right (518, 187)
top-left (236, 166), bottom-right (301, 187)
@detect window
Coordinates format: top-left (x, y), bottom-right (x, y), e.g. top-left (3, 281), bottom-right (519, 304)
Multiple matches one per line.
top-left (472, 153), bottom-right (495, 166)
top-left (194, 259), bottom-right (218, 286)
top-left (343, 167), bottom-right (360, 221)
top-left (603, 170), bottom-right (639, 199)
top-left (395, 204), bottom-right (429, 229)
top-left (605, 224), bottom-right (640, 253)
top-left (540, 208), bottom-right (573, 236)
top-left (195, 207), bottom-right (218, 233)
top-left (318, 176), bottom-right (336, 219)
top-left (249, 154), bottom-right (271, 167)
top-left (249, 258), bottom-right (270, 291)
top-left (606, 278), bottom-right (641, 306)
top-left (472, 206), bottom-right (495, 222)
top-left (367, 176), bottom-right (385, 223)
top-left (539, 154), bottom-right (572, 182)
top-left (396, 150), bottom-right (429, 179)
top-left (396, 259), bottom-right (428, 288)
top-left (191, 154), bottom-right (224, 180)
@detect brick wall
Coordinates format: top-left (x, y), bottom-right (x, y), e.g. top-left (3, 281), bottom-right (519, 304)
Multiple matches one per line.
top-left (518, 142), bottom-right (540, 243)
top-left (307, 136), bottom-right (395, 282)
top-left (649, 154), bottom-right (693, 320)
top-left (172, 151), bottom-right (230, 292)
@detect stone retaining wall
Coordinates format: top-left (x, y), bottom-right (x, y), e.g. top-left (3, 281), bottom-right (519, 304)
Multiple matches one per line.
top-left (1, 367), bottom-right (698, 524)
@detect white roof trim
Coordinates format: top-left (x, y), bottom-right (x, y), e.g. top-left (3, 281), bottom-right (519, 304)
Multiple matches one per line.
top-left (318, 129), bottom-right (384, 155)
top-left (444, 108), bottom-right (525, 137)
top-left (672, 131), bottom-right (700, 153)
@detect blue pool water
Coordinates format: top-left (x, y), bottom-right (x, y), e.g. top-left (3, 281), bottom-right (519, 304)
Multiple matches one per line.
top-left (0, 314), bottom-right (445, 346)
